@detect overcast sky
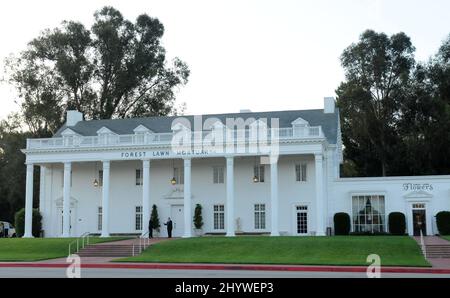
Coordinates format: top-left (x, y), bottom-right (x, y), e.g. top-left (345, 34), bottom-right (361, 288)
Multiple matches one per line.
top-left (0, 0), bottom-right (449, 120)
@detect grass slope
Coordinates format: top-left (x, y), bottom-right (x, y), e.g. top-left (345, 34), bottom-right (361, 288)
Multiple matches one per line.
top-left (441, 236), bottom-right (450, 242)
top-left (118, 236), bottom-right (429, 267)
top-left (0, 237), bottom-right (130, 261)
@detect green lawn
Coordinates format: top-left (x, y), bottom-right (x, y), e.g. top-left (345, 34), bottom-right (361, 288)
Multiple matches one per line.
top-left (441, 236), bottom-right (450, 242)
top-left (118, 236), bottom-right (430, 267)
top-left (0, 237), bottom-right (130, 262)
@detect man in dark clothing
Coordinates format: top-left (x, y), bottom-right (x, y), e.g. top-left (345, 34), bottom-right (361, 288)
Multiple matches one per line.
top-left (148, 219), bottom-right (153, 238)
top-left (164, 218), bottom-right (173, 238)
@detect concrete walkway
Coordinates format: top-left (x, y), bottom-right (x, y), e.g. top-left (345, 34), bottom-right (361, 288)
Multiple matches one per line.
top-left (36, 237), bottom-right (173, 264)
top-left (413, 236), bottom-right (450, 268)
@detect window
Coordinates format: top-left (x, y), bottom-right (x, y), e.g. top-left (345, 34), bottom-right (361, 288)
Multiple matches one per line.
top-left (173, 167), bottom-right (184, 185)
top-left (135, 206), bottom-right (143, 230)
top-left (98, 170), bottom-right (103, 187)
top-left (213, 166), bottom-right (224, 184)
top-left (136, 169), bottom-right (143, 186)
top-left (213, 205), bottom-right (225, 230)
top-left (97, 207), bottom-right (102, 231)
top-left (254, 204), bottom-right (266, 229)
top-left (254, 165), bottom-right (265, 183)
top-left (296, 205), bottom-right (308, 234)
top-left (295, 164), bottom-right (307, 182)
top-left (352, 195), bottom-right (385, 233)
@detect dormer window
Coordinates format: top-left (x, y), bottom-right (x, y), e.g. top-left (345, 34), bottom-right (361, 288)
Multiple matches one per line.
top-left (61, 128), bottom-right (80, 147)
top-left (291, 117), bottom-right (310, 137)
top-left (133, 125), bottom-right (154, 144)
top-left (96, 127), bottom-right (117, 145)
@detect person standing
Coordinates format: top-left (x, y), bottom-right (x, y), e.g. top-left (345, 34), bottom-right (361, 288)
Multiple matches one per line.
top-left (164, 217), bottom-right (173, 238)
top-left (148, 218), bottom-right (153, 238)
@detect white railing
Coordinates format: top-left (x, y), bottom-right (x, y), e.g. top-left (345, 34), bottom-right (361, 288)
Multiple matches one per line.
top-left (420, 229), bottom-right (427, 258)
top-left (26, 126), bottom-right (324, 150)
top-left (68, 232), bottom-right (91, 256)
top-left (133, 232), bottom-right (151, 256)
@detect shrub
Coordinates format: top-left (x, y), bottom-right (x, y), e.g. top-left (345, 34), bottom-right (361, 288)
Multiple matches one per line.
top-left (388, 212), bottom-right (406, 235)
top-left (334, 213), bottom-right (351, 235)
top-left (436, 211), bottom-right (450, 235)
top-left (193, 204), bottom-right (204, 229)
top-left (150, 205), bottom-right (161, 232)
top-left (14, 208), bottom-right (42, 237)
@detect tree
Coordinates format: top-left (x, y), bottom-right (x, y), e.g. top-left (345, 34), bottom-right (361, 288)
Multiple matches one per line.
top-left (193, 204), bottom-right (204, 230)
top-left (337, 30), bottom-right (416, 176)
top-left (150, 204), bottom-right (160, 232)
top-left (0, 115), bottom-right (40, 223)
top-left (5, 6), bottom-right (189, 135)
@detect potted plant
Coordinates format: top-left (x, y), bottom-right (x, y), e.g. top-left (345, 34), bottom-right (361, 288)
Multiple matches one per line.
top-left (193, 204), bottom-right (204, 236)
top-left (151, 204), bottom-right (161, 237)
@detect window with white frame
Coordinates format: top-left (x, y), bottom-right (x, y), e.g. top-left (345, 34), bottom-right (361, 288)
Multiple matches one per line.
top-left (352, 195), bottom-right (385, 233)
top-left (253, 165), bottom-right (265, 183)
top-left (213, 166), bottom-right (224, 184)
top-left (296, 205), bottom-right (308, 234)
top-left (135, 206), bottom-right (143, 231)
top-left (295, 164), bottom-right (307, 182)
top-left (254, 204), bottom-right (266, 229)
top-left (97, 207), bottom-right (102, 231)
top-left (213, 205), bottom-right (225, 230)
top-left (173, 167), bottom-right (184, 185)
top-left (136, 169), bottom-right (143, 186)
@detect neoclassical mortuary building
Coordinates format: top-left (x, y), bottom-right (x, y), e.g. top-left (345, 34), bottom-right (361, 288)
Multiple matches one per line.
top-left (21, 97), bottom-right (450, 238)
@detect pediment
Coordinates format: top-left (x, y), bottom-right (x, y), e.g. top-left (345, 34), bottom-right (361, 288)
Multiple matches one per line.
top-left (133, 125), bottom-right (154, 134)
top-left (291, 117), bottom-right (309, 126)
top-left (55, 197), bottom-right (78, 208)
top-left (61, 128), bottom-right (80, 136)
top-left (96, 126), bottom-right (117, 135)
top-left (403, 190), bottom-right (433, 201)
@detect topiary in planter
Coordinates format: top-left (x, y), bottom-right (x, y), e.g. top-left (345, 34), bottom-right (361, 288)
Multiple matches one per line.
top-left (193, 204), bottom-right (204, 230)
top-left (14, 208), bottom-right (42, 237)
top-left (334, 212), bottom-right (351, 235)
top-left (150, 204), bottom-right (161, 233)
top-left (436, 211), bottom-right (450, 235)
top-left (388, 212), bottom-right (406, 235)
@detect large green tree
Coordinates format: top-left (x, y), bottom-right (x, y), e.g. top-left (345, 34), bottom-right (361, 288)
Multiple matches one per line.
top-left (5, 6), bottom-right (189, 135)
top-left (337, 30), bottom-right (416, 176)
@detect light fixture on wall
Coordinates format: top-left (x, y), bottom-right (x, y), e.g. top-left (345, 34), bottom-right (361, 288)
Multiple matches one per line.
top-left (93, 162), bottom-right (99, 187)
top-left (170, 159), bottom-right (177, 185)
top-left (253, 156), bottom-right (259, 183)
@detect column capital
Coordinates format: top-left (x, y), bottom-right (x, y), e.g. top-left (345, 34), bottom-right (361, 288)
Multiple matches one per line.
top-left (314, 153), bottom-right (323, 161)
top-left (64, 162), bottom-right (72, 170)
top-left (102, 160), bottom-right (111, 168)
top-left (226, 156), bottom-right (234, 165)
top-left (142, 159), bottom-right (151, 167)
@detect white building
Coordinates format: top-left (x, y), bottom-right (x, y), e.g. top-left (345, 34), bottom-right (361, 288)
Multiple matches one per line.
top-left (21, 98), bottom-right (450, 238)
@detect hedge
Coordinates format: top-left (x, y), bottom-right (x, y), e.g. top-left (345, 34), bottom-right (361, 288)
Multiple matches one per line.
top-left (14, 208), bottom-right (42, 237)
top-left (436, 211), bottom-right (450, 235)
top-left (334, 213), bottom-right (351, 235)
top-left (388, 212), bottom-right (406, 235)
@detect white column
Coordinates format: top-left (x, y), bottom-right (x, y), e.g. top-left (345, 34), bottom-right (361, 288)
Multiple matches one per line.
top-left (101, 160), bottom-right (111, 237)
top-left (226, 157), bottom-right (235, 237)
top-left (315, 154), bottom-right (325, 236)
top-left (183, 158), bottom-right (192, 238)
top-left (23, 163), bottom-right (34, 238)
top-left (142, 159), bottom-right (151, 237)
top-left (62, 162), bottom-right (71, 238)
top-left (270, 157), bottom-right (280, 236)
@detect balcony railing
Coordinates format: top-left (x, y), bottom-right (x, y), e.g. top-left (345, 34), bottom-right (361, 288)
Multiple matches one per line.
top-left (26, 126), bottom-right (324, 150)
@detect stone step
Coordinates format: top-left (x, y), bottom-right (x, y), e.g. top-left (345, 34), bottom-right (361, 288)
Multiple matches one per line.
top-left (77, 243), bottom-right (148, 257)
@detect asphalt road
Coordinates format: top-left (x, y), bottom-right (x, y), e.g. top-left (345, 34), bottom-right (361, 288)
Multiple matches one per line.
top-left (0, 267), bottom-right (449, 278)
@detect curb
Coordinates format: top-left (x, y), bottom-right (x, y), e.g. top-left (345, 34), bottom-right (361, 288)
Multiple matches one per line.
top-left (1, 263), bottom-right (450, 274)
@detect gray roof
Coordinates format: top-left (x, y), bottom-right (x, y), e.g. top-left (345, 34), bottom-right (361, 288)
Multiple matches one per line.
top-left (55, 109), bottom-right (340, 144)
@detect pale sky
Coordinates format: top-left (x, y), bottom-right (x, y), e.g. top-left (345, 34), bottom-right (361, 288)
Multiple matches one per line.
top-left (0, 0), bottom-right (449, 120)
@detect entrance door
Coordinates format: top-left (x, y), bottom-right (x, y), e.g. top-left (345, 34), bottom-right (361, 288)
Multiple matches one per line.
top-left (295, 205), bottom-right (308, 235)
top-left (170, 206), bottom-right (184, 237)
top-left (58, 209), bottom-right (73, 236)
top-left (413, 209), bottom-right (427, 236)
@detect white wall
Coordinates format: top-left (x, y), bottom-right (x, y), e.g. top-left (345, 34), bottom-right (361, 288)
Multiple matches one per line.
top-left (41, 155), bottom-right (318, 237)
